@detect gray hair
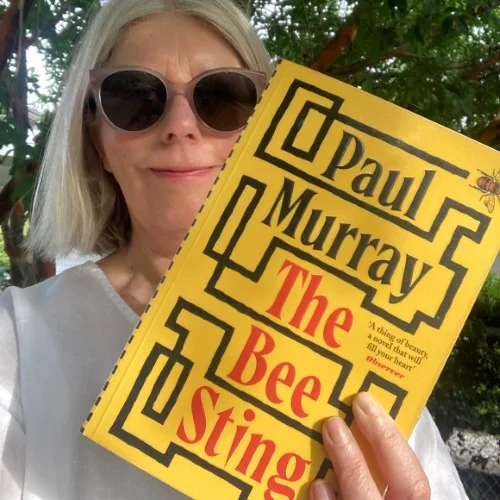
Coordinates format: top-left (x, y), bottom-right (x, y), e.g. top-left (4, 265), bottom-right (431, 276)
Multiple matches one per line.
top-left (26, 0), bottom-right (273, 260)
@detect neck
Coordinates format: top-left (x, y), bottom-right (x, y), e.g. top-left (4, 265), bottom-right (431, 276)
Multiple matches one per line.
top-left (125, 224), bottom-right (185, 287)
top-left (97, 222), bottom-right (189, 316)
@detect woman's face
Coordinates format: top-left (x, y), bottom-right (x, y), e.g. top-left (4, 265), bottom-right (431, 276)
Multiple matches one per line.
top-left (94, 13), bottom-right (243, 242)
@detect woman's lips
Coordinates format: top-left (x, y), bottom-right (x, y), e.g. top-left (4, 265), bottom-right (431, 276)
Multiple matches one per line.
top-left (149, 166), bottom-right (218, 179)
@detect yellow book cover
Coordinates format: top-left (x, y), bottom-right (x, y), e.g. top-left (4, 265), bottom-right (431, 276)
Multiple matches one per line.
top-left (82, 59), bottom-right (500, 498)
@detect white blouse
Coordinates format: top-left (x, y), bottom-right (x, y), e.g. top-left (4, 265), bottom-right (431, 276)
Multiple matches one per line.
top-left (0, 262), bottom-right (468, 499)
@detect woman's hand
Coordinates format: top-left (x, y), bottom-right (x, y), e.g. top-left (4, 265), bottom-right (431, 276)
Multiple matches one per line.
top-left (309, 392), bottom-right (431, 500)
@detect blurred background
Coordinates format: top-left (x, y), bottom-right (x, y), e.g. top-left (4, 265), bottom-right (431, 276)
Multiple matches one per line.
top-left (0, 0), bottom-right (498, 497)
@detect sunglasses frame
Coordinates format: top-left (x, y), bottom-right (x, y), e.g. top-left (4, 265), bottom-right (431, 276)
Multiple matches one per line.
top-left (88, 65), bottom-right (267, 135)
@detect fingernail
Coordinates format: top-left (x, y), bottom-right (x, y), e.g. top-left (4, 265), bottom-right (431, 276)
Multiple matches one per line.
top-left (324, 416), bottom-right (350, 446)
top-left (310, 480), bottom-right (335, 500)
top-left (355, 392), bottom-right (381, 417)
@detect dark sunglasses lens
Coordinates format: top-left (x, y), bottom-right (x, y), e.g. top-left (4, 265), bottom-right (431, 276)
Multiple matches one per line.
top-left (194, 72), bottom-right (257, 132)
top-left (100, 71), bottom-right (166, 131)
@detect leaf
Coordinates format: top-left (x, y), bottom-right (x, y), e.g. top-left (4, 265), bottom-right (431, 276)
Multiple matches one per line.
top-left (10, 156), bottom-right (26, 177)
top-left (11, 176), bottom-right (35, 203)
top-left (459, 97), bottom-right (475, 117)
top-left (456, 15), bottom-right (469, 35)
top-left (362, 78), bottom-right (373, 94)
top-left (413, 22), bottom-right (426, 45)
top-left (398, 0), bottom-right (408, 12)
top-left (387, 0), bottom-right (407, 14)
top-left (366, 33), bottom-right (383, 60)
top-left (442, 16), bottom-right (454, 36)
top-left (8, 142), bottom-right (35, 176)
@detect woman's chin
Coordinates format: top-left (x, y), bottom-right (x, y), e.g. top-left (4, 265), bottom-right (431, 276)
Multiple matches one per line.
top-left (132, 169), bottom-right (221, 236)
top-left (149, 199), bottom-right (209, 234)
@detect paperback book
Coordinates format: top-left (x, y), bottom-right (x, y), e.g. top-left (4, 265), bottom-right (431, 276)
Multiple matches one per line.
top-left (82, 59), bottom-right (500, 499)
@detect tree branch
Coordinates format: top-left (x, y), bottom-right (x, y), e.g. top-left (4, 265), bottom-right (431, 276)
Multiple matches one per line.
top-left (328, 43), bottom-right (418, 77)
top-left (0, 0), bottom-right (35, 74)
top-left (309, 0), bottom-right (370, 72)
top-left (479, 69), bottom-right (499, 82)
top-left (462, 48), bottom-right (500, 81)
top-left (325, 0), bottom-right (500, 79)
top-left (12, 39), bottom-right (30, 130)
top-left (475, 0), bottom-right (500, 16)
top-left (2, 199), bottom-right (26, 286)
top-left (0, 0), bottom-right (21, 72)
top-left (474, 113), bottom-right (500, 147)
top-left (310, 24), bottom-right (358, 71)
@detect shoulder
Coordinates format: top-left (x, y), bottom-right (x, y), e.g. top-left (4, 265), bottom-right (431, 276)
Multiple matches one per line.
top-left (0, 261), bottom-right (114, 399)
top-left (0, 266), bottom-right (99, 420)
top-left (0, 261), bottom-right (108, 332)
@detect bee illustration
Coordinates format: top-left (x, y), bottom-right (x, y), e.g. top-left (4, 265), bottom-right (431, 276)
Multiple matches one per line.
top-left (471, 169), bottom-right (500, 213)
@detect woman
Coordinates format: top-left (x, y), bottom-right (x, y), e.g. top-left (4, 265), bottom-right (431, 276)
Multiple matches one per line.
top-left (0, 0), bottom-right (468, 499)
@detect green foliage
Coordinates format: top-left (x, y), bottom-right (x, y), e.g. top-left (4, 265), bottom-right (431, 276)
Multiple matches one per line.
top-left (0, 229), bottom-right (11, 290)
top-left (471, 273), bottom-right (500, 322)
top-left (253, 0), bottom-right (346, 64)
top-left (0, 230), bottom-right (10, 270)
top-left (0, 267), bottom-right (11, 290)
top-left (252, 0), bottom-right (500, 141)
top-left (0, 0), bottom-right (96, 214)
top-left (428, 273), bottom-right (500, 437)
top-left (0, 0), bottom-right (96, 286)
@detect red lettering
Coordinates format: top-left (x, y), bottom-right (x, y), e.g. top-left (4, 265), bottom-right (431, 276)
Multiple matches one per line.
top-left (205, 407), bottom-right (234, 457)
top-left (226, 409), bottom-right (255, 464)
top-left (266, 260), bottom-right (308, 319)
top-left (290, 274), bottom-right (326, 336)
top-left (268, 259), bottom-right (354, 351)
top-left (228, 325), bottom-right (325, 418)
top-left (177, 385), bottom-right (313, 495)
top-left (266, 362), bottom-right (295, 404)
top-left (235, 434), bottom-right (276, 482)
top-left (265, 452), bottom-right (311, 499)
top-left (176, 385), bottom-right (218, 444)
top-left (291, 375), bottom-right (321, 418)
top-left (323, 307), bottom-right (353, 348)
top-left (366, 355), bottom-right (405, 379)
top-left (227, 325), bottom-right (275, 385)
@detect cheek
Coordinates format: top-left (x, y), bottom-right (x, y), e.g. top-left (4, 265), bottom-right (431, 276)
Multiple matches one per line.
top-left (98, 123), bottom-right (145, 173)
top-left (215, 133), bottom-right (240, 162)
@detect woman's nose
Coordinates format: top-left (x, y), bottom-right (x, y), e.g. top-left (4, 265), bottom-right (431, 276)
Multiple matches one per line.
top-left (157, 94), bottom-right (202, 143)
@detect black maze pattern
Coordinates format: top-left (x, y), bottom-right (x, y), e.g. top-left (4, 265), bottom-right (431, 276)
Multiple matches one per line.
top-left (208, 75), bottom-right (491, 333)
top-left (106, 79), bottom-right (485, 495)
top-left (255, 78), bottom-right (488, 246)
top-left (109, 299), bottom-right (252, 498)
top-left (109, 297), bottom-right (405, 496)
top-left (258, 78), bottom-right (469, 201)
top-left (203, 175), bottom-right (488, 334)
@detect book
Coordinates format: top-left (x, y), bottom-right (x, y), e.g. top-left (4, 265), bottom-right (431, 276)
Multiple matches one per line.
top-left (81, 59), bottom-right (500, 499)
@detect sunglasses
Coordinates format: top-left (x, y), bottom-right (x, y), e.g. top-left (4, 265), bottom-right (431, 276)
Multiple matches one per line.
top-left (88, 66), bottom-right (267, 134)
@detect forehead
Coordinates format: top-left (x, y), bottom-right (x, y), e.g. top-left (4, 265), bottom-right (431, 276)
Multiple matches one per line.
top-left (110, 12), bottom-right (243, 79)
